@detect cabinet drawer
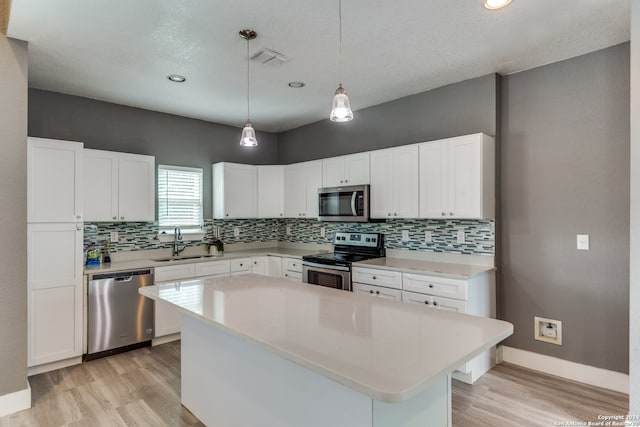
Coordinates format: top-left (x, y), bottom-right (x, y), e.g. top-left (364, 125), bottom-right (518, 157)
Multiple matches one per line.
top-left (402, 273), bottom-right (467, 300)
top-left (154, 264), bottom-right (196, 282)
top-left (230, 258), bottom-right (252, 273)
top-left (283, 258), bottom-right (302, 273)
top-left (402, 291), bottom-right (467, 313)
top-left (353, 283), bottom-right (402, 301)
top-left (283, 270), bottom-right (302, 282)
top-left (352, 267), bottom-right (402, 290)
top-left (195, 260), bottom-right (230, 277)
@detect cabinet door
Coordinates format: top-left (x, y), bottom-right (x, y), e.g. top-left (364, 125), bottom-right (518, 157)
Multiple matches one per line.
top-left (154, 264), bottom-right (196, 282)
top-left (213, 163), bottom-right (257, 219)
top-left (84, 149), bottom-right (119, 221)
top-left (322, 156), bottom-right (346, 187)
top-left (344, 153), bottom-right (370, 185)
top-left (369, 149), bottom-right (393, 218)
top-left (257, 165), bottom-right (284, 218)
top-left (268, 257), bottom-right (282, 277)
top-left (284, 164), bottom-right (304, 218)
top-left (118, 153), bottom-right (155, 221)
top-left (448, 136), bottom-right (483, 218)
top-left (251, 257), bottom-right (268, 275)
top-left (303, 160), bottom-right (323, 218)
top-left (194, 260), bottom-right (230, 278)
top-left (230, 258), bottom-right (252, 275)
top-left (28, 137), bottom-right (84, 223)
top-left (28, 223), bottom-right (83, 366)
top-left (391, 145), bottom-right (419, 218)
top-left (419, 140), bottom-right (448, 218)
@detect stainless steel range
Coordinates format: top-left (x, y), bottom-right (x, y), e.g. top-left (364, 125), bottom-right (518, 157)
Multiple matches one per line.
top-left (302, 232), bottom-right (385, 292)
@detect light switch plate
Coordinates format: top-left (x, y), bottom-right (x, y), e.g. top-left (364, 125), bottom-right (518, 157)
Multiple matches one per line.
top-left (286, 225), bottom-right (292, 236)
top-left (577, 234), bottom-right (589, 250)
top-left (401, 230), bottom-right (409, 241)
top-left (234, 227), bottom-right (240, 237)
top-left (110, 231), bottom-right (119, 243)
top-left (425, 231), bottom-right (432, 243)
top-left (320, 227), bottom-right (325, 238)
top-left (457, 230), bottom-right (465, 244)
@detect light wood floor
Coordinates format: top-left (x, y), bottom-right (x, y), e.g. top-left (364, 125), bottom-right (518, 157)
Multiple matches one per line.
top-left (1, 341), bottom-right (628, 426)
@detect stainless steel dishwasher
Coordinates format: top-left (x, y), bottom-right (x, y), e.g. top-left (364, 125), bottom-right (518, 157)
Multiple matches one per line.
top-left (87, 269), bottom-right (155, 360)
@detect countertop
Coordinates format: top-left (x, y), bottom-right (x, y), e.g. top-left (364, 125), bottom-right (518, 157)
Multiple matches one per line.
top-left (353, 257), bottom-right (496, 279)
top-left (140, 274), bottom-right (513, 402)
top-left (84, 247), bottom-right (327, 274)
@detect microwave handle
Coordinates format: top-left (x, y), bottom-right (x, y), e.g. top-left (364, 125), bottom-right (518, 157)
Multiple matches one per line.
top-left (351, 192), bottom-right (357, 215)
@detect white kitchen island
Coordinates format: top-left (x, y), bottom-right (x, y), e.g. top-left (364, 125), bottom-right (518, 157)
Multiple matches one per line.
top-left (140, 274), bottom-right (512, 427)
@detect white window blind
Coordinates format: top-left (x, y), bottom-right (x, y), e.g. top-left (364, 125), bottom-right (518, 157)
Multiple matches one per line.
top-left (158, 165), bottom-right (203, 228)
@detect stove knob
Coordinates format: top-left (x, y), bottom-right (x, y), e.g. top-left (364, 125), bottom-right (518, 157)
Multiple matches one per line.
top-left (366, 238), bottom-right (370, 242)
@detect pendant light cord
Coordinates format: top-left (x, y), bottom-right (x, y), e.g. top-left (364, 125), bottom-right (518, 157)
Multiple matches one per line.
top-left (338, 0), bottom-right (343, 86)
top-left (246, 37), bottom-right (251, 122)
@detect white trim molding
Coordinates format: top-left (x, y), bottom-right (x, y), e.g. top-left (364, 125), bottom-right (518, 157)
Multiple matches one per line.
top-left (0, 383), bottom-right (31, 418)
top-left (500, 346), bottom-right (629, 394)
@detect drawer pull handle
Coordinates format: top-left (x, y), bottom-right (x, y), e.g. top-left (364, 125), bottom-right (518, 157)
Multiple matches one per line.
top-left (375, 291), bottom-right (380, 295)
top-left (433, 301), bottom-right (438, 306)
top-left (424, 300), bottom-right (430, 305)
top-left (372, 276), bottom-right (377, 280)
top-left (428, 284), bottom-right (434, 288)
top-left (369, 290), bottom-right (374, 294)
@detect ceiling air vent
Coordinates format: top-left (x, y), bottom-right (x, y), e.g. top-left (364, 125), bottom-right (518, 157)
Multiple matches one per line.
top-left (251, 48), bottom-right (288, 65)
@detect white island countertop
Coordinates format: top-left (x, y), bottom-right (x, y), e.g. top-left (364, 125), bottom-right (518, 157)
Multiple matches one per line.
top-left (140, 274), bottom-right (512, 403)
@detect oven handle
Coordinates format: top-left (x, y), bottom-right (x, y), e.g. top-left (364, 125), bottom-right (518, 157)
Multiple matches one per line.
top-left (351, 191), bottom-right (357, 215)
top-left (302, 261), bottom-right (350, 272)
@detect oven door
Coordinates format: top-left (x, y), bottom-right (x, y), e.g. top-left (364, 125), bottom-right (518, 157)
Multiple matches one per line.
top-left (302, 262), bottom-right (351, 292)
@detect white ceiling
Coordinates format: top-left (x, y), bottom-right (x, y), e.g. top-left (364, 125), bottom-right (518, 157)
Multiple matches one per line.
top-left (7, 0), bottom-right (630, 133)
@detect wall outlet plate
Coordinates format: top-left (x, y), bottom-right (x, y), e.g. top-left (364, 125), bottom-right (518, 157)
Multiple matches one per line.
top-left (110, 231), bottom-right (119, 243)
top-left (233, 227), bottom-right (240, 237)
top-left (577, 234), bottom-right (590, 250)
top-left (401, 230), bottom-right (409, 241)
top-left (320, 227), bottom-right (325, 238)
top-left (286, 225), bottom-right (292, 236)
top-left (457, 229), bottom-right (465, 244)
top-left (425, 231), bottom-right (432, 243)
top-left (534, 316), bottom-right (563, 345)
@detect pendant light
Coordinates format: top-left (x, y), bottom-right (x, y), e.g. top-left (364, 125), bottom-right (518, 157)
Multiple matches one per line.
top-left (329, 0), bottom-right (353, 122)
top-left (239, 29), bottom-right (258, 147)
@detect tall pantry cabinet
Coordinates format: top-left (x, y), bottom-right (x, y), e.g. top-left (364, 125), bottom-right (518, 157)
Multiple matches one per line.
top-left (27, 137), bottom-right (84, 371)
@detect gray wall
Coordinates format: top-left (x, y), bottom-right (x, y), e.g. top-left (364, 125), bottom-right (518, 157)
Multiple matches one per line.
top-left (28, 89), bottom-right (279, 219)
top-left (500, 43), bottom-right (630, 373)
top-left (278, 74), bottom-right (498, 163)
top-left (0, 36), bottom-right (28, 396)
top-left (629, 0), bottom-right (639, 414)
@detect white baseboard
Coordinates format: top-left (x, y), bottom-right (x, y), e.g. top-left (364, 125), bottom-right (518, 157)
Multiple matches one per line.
top-left (152, 333), bottom-right (180, 346)
top-left (27, 356), bottom-right (82, 376)
top-left (500, 345), bottom-right (629, 394)
top-left (0, 383), bottom-right (31, 418)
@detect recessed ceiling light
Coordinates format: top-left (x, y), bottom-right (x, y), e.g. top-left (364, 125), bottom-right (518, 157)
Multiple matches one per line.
top-left (288, 81), bottom-right (305, 88)
top-left (484, 0), bottom-right (511, 10)
top-left (167, 74), bottom-right (187, 83)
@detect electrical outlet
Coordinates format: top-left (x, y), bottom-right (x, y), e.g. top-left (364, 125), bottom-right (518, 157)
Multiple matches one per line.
top-left (401, 230), bottom-right (410, 241)
top-left (534, 316), bottom-right (563, 345)
top-left (577, 234), bottom-right (589, 250)
top-left (110, 231), bottom-right (119, 243)
top-left (286, 225), bottom-right (292, 236)
top-left (456, 229), bottom-right (465, 243)
top-left (425, 231), bottom-right (432, 243)
top-left (320, 227), bottom-right (325, 238)
top-left (234, 227), bottom-right (240, 237)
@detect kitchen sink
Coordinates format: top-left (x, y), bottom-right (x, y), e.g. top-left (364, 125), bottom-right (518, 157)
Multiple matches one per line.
top-left (152, 255), bottom-right (217, 262)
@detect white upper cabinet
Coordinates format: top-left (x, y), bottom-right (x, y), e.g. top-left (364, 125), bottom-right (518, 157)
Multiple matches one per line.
top-left (322, 153), bottom-right (370, 187)
top-left (213, 162), bottom-right (258, 219)
top-left (257, 165), bottom-right (284, 218)
top-left (284, 160), bottom-right (322, 218)
top-left (369, 144), bottom-right (419, 219)
top-left (28, 137), bottom-right (83, 223)
top-left (83, 150), bottom-right (155, 222)
top-left (419, 133), bottom-right (495, 219)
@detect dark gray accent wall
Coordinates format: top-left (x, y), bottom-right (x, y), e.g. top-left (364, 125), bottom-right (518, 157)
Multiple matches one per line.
top-left (28, 89), bottom-right (279, 218)
top-left (0, 36), bottom-right (28, 397)
top-left (500, 43), bottom-right (630, 373)
top-left (278, 74), bottom-right (497, 163)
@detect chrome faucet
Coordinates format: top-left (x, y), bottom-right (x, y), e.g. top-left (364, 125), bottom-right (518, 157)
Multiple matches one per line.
top-left (173, 225), bottom-right (186, 256)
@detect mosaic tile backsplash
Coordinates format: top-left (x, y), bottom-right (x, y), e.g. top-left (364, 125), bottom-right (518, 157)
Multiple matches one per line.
top-left (84, 218), bottom-right (494, 255)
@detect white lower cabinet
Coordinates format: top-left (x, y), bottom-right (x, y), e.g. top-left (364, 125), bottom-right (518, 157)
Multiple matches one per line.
top-left (27, 223), bottom-right (83, 368)
top-left (230, 258), bottom-right (252, 276)
top-left (268, 256), bottom-right (283, 278)
top-left (282, 257), bottom-right (303, 282)
top-left (251, 257), bottom-right (269, 275)
top-left (353, 283), bottom-right (402, 301)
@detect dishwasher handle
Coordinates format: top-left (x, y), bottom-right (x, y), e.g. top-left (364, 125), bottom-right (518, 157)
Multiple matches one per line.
top-left (89, 269), bottom-right (152, 281)
top-left (115, 276), bottom-right (134, 282)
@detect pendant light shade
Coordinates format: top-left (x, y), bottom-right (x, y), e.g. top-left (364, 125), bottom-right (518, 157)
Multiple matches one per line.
top-left (330, 84), bottom-right (353, 122)
top-left (329, 0), bottom-right (353, 122)
top-left (239, 29), bottom-right (258, 146)
top-left (240, 122), bottom-right (258, 147)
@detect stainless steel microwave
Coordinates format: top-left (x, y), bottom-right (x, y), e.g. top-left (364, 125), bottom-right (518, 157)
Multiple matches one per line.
top-left (318, 185), bottom-right (370, 222)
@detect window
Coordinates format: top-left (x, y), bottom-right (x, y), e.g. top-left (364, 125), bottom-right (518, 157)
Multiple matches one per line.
top-left (157, 165), bottom-right (203, 229)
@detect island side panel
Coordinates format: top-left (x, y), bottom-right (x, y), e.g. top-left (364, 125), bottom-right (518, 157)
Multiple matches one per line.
top-left (181, 314), bottom-right (373, 427)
